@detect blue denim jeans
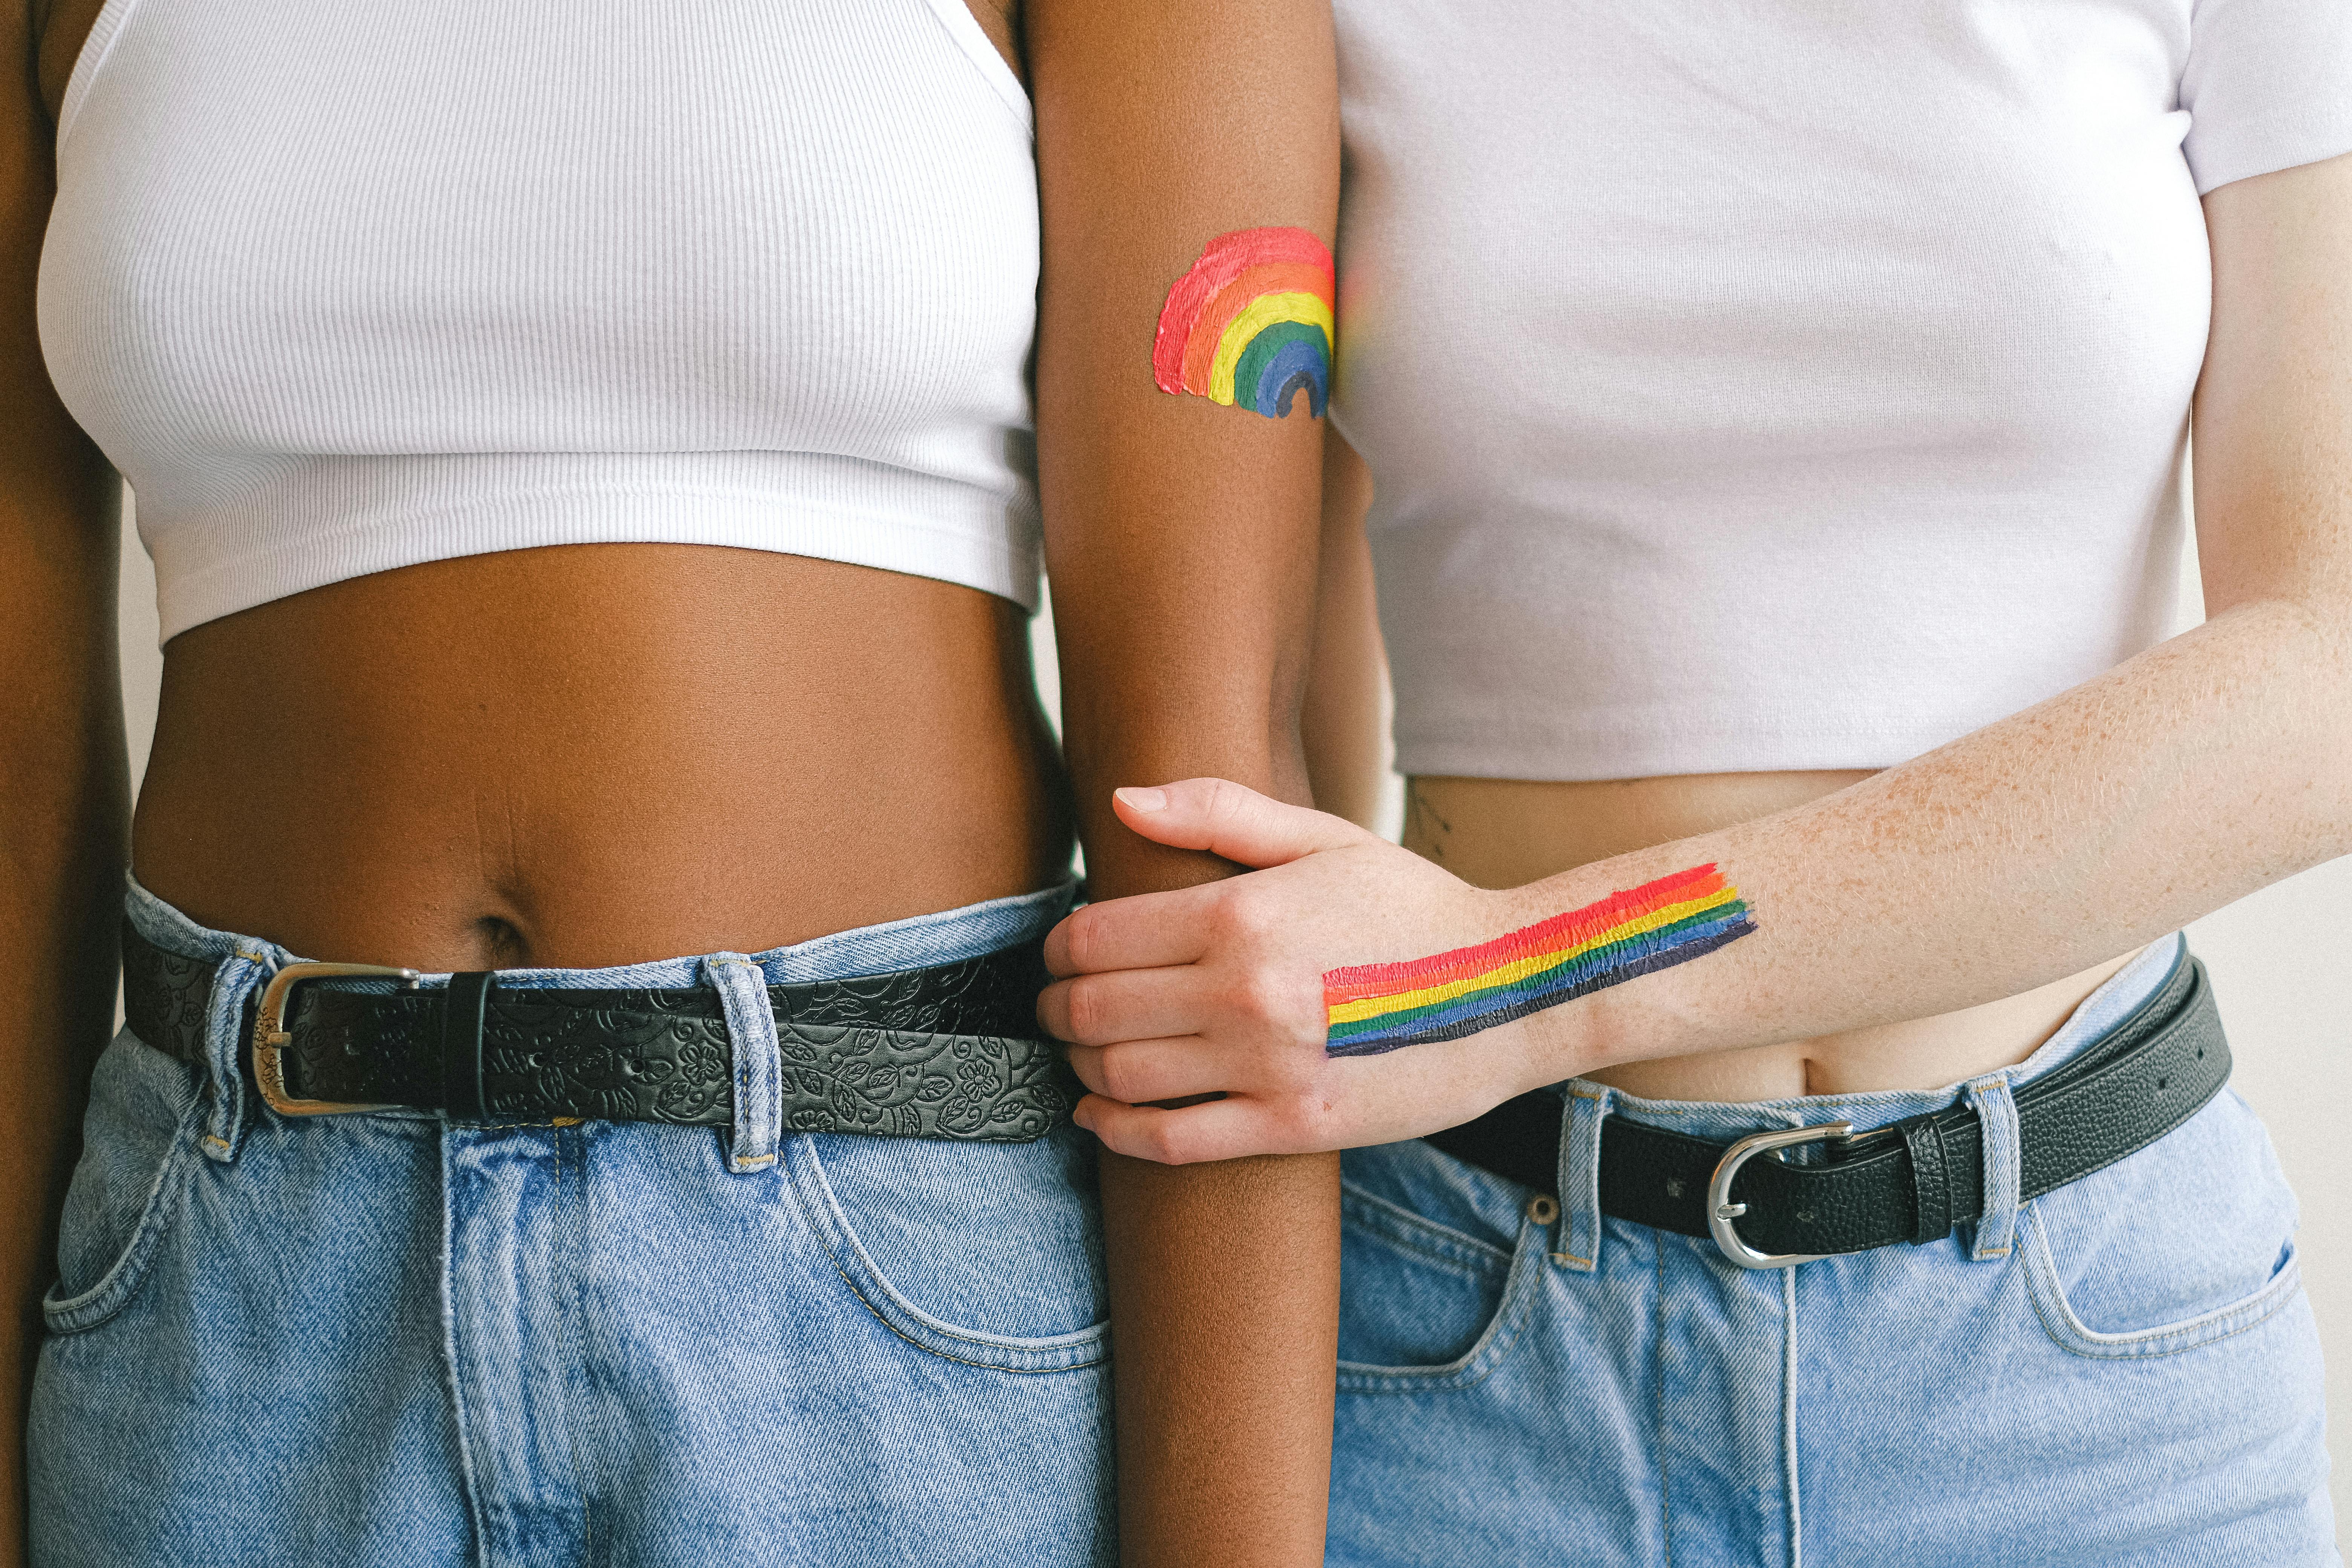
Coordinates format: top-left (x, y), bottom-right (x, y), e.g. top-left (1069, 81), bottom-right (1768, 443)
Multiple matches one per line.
top-left (1328, 936), bottom-right (2335, 1566)
top-left (31, 877), bottom-right (1111, 1567)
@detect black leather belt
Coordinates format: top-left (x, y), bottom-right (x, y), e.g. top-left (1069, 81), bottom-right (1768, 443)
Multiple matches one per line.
top-left (1426, 946), bottom-right (2228, 1267)
top-left (121, 919), bottom-right (1070, 1141)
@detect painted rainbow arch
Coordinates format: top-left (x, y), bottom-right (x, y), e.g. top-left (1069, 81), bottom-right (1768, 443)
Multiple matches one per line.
top-left (1153, 227), bottom-right (1335, 419)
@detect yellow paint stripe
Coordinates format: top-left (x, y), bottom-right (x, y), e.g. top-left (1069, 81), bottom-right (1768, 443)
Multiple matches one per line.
top-left (1325, 888), bottom-right (1742, 1024)
top-left (1207, 292), bottom-right (1335, 405)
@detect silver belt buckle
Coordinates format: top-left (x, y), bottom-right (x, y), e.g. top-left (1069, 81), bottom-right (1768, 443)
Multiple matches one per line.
top-left (1707, 1120), bottom-right (1855, 1269)
top-left (251, 961), bottom-right (420, 1116)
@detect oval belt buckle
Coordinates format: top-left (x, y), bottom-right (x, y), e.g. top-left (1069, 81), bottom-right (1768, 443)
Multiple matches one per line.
top-left (252, 960), bottom-right (420, 1116)
top-left (1707, 1120), bottom-right (1854, 1270)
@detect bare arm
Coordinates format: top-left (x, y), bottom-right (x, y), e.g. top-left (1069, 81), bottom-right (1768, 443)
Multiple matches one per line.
top-left (1, 4), bottom-right (129, 1554)
top-left (1026, 0), bottom-right (1339, 1559)
top-left (1301, 427), bottom-right (1387, 831)
top-left (1044, 152), bottom-right (2352, 1163)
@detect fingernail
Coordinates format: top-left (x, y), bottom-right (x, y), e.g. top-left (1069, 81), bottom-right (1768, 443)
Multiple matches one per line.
top-left (1115, 787), bottom-right (1168, 812)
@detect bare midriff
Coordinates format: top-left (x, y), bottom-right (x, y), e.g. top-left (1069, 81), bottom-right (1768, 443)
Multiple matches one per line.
top-left (1402, 772), bottom-right (2136, 1102)
top-left (134, 545), bottom-right (1072, 974)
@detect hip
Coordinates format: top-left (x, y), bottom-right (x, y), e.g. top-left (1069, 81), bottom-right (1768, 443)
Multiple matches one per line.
top-left (1325, 939), bottom-right (2332, 1565)
top-left (32, 876), bottom-right (1111, 1566)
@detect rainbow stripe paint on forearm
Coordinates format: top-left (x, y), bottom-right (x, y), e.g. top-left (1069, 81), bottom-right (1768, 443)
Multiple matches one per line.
top-left (1322, 865), bottom-right (1756, 1056)
top-left (1152, 227), bottom-right (1334, 419)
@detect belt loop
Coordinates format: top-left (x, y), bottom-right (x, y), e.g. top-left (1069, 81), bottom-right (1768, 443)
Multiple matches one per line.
top-left (1965, 1073), bottom-right (2022, 1260)
top-left (440, 972), bottom-right (495, 1122)
top-left (706, 954), bottom-right (779, 1173)
top-left (1553, 1084), bottom-right (1612, 1271)
top-left (201, 949), bottom-right (271, 1162)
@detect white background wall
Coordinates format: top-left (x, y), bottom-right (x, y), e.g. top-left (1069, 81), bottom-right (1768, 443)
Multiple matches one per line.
top-left (118, 505), bottom-right (2351, 1524)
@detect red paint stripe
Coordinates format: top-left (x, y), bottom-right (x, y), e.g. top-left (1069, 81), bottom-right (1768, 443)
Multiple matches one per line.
top-left (1152, 228), bottom-right (1335, 394)
top-left (1322, 865), bottom-right (1726, 1000)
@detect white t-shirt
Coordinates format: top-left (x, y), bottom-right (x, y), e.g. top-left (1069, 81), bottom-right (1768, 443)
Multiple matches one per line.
top-left (1331, 0), bottom-right (2352, 781)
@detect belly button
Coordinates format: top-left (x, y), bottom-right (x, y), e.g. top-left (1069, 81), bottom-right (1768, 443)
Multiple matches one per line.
top-left (471, 914), bottom-right (530, 968)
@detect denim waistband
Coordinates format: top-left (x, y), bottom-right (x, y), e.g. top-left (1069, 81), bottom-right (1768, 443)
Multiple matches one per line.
top-left (1576, 932), bottom-right (2187, 1142)
top-left (122, 871), bottom-right (1078, 987)
top-left (125, 871), bottom-right (1081, 1166)
top-left (1537, 934), bottom-right (2190, 1272)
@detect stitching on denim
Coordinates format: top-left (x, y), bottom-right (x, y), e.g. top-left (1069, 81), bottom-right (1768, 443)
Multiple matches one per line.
top-left (2026, 1266), bottom-right (2300, 1362)
top-left (1655, 1235), bottom-right (1675, 1568)
top-left (792, 1139), bottom-right (1108, 1364)
top-left (731, 959), bottom-right (757, 1171)
top-left (1782, 1266), bottom-right (1801, 1568)
top-left (1969, 1075), bottom-right (2018, 1261)
top-left (435, 1129), bottom-right (495, 1559)
top-left (822, 1252), bottom-right (1108, 1374)
top-left (1334, 1217), bottom-right (1545, 1393)
top-left (42, 1091), bottom-right (207, 1334)
top-left (1340, 1180), bottom-right (1513, 1274)
top-left (2022, 1211), bottom-right (2304, 1360)
top-left (551, 1126), bottom-right (599, 1557)
top-left (1551, 1250), bottom-right (1595, 1267)
top-left (1341, 1207), bottom-right (1509, 1282)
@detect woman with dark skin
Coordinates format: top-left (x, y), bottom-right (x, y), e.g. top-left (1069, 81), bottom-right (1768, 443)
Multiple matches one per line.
top-left (0, 0), bottom-right (1338, 1560)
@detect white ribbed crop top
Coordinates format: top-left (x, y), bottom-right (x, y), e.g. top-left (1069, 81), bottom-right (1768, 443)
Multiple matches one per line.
top-left (1332, 0), bottom-right (2352, 782)
top-left (39, 0), bottom-right (1041, 642)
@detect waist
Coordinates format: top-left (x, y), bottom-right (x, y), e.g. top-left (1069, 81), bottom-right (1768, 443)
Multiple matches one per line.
top-left (135, 544), bottom-right (1071, 971)
top-left (1404, 771), bottom-right (2141, 1100)
top-left (121, 870), bottom-right (1079, 1138)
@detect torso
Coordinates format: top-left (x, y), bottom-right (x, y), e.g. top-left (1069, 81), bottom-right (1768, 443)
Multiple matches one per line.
top-left (38, 0), bottom-right (1067, 973)
top-left (1325, 1), bottom-right (2198, 1099)
top-left (1406, 773), bottom-right (2135, 1100)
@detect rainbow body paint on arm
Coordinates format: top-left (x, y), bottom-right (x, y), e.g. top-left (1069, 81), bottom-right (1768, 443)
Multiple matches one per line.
top-left (1153, 227), bottom-right (1334, 419)
top-left (1322, 865), bottom-right (1756, 1056)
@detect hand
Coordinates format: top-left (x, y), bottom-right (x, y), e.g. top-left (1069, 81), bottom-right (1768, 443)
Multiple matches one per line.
top-left (1037, 778), bottom-right (1572, 1162)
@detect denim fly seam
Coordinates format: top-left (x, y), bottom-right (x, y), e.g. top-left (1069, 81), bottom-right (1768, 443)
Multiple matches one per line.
top-left (1968, 1070), bottom-right (2024, 1259)
top-left (1554, 1084), bottom-right (1612, 1271)
top-left (706, 953), bottom-right (781, 1172)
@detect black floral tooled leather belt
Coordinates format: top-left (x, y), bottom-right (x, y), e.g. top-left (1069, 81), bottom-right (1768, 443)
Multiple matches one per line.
top-left (120, 919), bottom-right (1069, 1141)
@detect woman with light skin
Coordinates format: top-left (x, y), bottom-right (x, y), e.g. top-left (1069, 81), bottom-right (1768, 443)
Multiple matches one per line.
top-left (1042, 1), bottom-right (2352, 1556)
top-left (3, 0), bottom-right (1340, 1562)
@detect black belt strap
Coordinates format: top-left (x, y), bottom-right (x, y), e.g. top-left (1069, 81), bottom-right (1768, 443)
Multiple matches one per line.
top-left (441, 970), bottom-right (495, 1124)
top-left (1425, 948), bottom-right (2228, 1258)
top-left (121, 919), bottom-right (1071, 1142)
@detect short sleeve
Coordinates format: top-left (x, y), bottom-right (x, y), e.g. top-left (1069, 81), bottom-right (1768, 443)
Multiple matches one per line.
top-left (2180, 0), bottom-right (2352, 193)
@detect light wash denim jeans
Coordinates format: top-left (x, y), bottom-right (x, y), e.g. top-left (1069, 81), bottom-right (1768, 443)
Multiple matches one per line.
top-left (31, 877), bottom-right (1111, 1567)
top-left (1328, 936), bottom-right (2335, 1566)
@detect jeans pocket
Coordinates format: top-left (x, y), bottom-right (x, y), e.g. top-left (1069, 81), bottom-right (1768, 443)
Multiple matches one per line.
top-left (2021, 1090), bottom-right (2305, 1361)
top-left (785, 1124), bottom-right (1109, 1373)
top-left (44, 1032), bottom-right (205, 1335)
top-left (1335, 1145), bottom-right (1548, 1392)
